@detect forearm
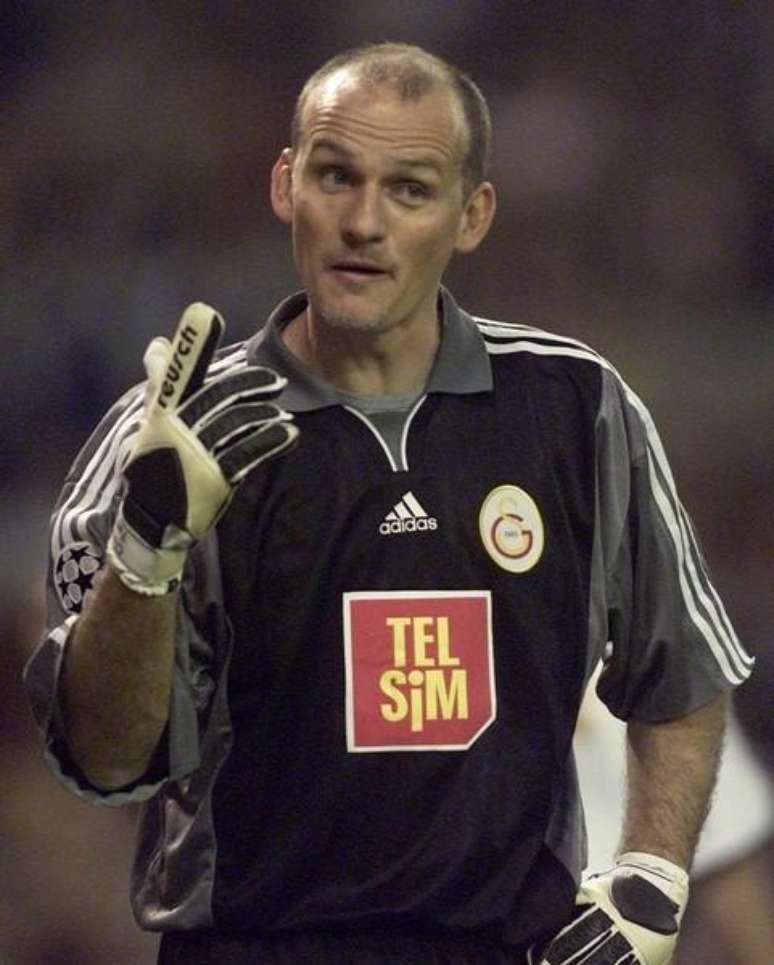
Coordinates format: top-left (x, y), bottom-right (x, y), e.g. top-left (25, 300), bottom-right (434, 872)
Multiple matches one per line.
top-left (62, 566), bottom-right (177, 790)
top-left (621, 693), bottom-right (729, 869)
top-left (542, 699), bottom-right (724, 965)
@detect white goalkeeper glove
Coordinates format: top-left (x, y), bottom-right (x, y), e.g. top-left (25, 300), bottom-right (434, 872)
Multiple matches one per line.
top-left (107, 302), bottom-right (298, 595)
top-left (539, 852), bottom-right (689, 965)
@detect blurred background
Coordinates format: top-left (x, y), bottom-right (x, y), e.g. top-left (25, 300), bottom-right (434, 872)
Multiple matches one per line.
top-left (2, 1), bottom-right (772, 962)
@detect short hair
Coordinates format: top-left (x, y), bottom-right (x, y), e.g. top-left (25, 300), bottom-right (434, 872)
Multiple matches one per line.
top-left (291, 42), bottom-right (492, 196)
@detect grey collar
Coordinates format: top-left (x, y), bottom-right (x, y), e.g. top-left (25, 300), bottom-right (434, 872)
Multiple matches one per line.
top-left (246, 287), bottom-right (493, 412)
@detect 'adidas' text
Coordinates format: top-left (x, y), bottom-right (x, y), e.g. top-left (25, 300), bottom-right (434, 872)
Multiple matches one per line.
top-left (379, 491), bottom-right (438, 536)
top-left (380, 517), bottom-right (438, 535)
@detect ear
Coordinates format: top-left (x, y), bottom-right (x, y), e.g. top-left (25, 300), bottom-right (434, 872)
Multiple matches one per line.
top-left (270, 148), bottom-right (294, 224)
top-left (454, 181), bottom-right (496, 254)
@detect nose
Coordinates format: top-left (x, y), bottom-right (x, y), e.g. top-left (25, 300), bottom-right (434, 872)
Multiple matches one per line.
top-left (341, 184), bottom-right (386, 247)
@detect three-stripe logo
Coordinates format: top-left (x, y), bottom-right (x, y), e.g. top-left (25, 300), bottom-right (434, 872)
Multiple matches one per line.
top-left (379, 491), bottom-right (438, 535)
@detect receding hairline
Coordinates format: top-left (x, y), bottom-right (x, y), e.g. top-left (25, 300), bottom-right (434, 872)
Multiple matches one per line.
top-left (294, 52), bottom-right (464, 144)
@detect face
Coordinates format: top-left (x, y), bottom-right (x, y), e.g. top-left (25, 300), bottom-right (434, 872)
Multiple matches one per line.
top-left (272, 70), bottom-right (495, 336)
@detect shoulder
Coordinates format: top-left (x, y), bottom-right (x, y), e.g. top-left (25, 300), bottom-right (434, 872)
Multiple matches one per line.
top-left (472, 314), bottom-right (609, 371)
top-left (471, 313), bottom-right (650, 414)
top-left (471, 313), bottom-right (622, 412)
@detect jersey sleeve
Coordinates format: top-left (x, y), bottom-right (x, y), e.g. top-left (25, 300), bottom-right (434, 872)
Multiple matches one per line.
top-left (23, 386), bottom-right (214, 806)
top-left (592, 367), bottom-right (754, 722)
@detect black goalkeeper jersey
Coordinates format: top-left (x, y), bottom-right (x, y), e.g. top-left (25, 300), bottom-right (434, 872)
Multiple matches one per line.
top-left (25, 289), bottom-right (753, 950)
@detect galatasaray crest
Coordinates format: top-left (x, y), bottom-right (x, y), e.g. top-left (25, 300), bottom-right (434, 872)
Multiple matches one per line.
top-left (478, 485), bottom-right (544, 574)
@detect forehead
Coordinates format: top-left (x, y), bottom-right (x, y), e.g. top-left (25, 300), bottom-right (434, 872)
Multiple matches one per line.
top-left (297, 69), bottom-right (467, 168)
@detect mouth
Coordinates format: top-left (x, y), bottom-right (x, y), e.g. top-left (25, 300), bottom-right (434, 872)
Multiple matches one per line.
top-left (328, 260), bottom-right (392, 280)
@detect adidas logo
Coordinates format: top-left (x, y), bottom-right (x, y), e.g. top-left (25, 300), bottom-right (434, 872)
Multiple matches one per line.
top-left (379, 491), bottom-right (438, 535)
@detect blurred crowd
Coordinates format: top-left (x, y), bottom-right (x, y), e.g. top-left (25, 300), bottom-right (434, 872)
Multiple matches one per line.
top-left (2, 2), bottom-right (772, 963)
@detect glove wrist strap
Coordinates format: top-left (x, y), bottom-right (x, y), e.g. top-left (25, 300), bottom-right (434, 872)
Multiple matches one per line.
top-left (616, 852), bottom-right (689, 889)
top-left (107, 507), bottom-right (189, 596)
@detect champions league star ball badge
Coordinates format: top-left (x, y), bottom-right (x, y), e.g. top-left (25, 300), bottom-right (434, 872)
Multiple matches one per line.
top-left (54, 542), bottom-right (102, 614)
top-left (478, 485), bottom-right (544, 573)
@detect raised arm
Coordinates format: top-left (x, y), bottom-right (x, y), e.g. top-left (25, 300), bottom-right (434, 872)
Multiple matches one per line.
top-left (63, 570), bottom-right (178, 789)
top-left (57, 303), bottom-right (297, 792)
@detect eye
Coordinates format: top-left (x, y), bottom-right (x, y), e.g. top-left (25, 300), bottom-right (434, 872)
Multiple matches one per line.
top-left (392, 180), bottom-right (431, 205)
top-left (318, 166), bottom-right (352, 191)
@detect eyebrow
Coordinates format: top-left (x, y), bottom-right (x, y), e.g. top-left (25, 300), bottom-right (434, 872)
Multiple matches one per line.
top-left (307, 137), bottom-right (445, 174)
top-left (307, 137), bottom-right (354, 159)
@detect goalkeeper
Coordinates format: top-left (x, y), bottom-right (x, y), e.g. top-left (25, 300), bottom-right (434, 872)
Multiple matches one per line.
top-left (24, 42), bottom-right (754, 965)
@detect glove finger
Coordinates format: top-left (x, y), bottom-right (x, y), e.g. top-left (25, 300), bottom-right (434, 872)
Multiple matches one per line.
top-left (179, 366), bottom-right (288, 430)
top-left (541, 906), bottom-right (618, 964)
top-left (143, 336), bottom-right (172, 383)
top-left (155, 303), bottom-right (225, 412)
top-left (142, 336), bottom-right (172, 410)
top-left (218, 421), bottom-right (299, 484)
top-left (586, 931), bottom-right (639, 964)
top-left (198, 402), bottom-right (290, 454)
top-left (543, 934), bottom-right (639, 965)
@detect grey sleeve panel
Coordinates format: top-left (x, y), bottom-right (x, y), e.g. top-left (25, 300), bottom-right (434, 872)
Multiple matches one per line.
top-left (591, 367), bottom-right (754, 722)
top-left (128, 531), bottom-right (234, 932)
top-left (22, 386), bottom-right (216, 806)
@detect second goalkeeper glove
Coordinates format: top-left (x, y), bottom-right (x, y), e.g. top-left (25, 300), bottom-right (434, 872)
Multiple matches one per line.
top-left (539, 852), bottom-right (689, 965)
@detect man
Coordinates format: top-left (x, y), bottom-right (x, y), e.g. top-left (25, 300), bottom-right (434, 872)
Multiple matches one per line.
top-left (25, 42), bottom-right (754, 965)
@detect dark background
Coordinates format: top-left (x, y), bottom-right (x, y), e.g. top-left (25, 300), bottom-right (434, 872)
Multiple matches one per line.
top-left (2, 2), bottom-right (772, 962)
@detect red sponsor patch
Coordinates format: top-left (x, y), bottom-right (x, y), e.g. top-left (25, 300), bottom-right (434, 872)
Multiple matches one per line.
top-left (343, 591), bottom-right (496, 751)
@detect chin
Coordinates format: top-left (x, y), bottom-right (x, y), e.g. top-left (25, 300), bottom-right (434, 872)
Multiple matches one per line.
top-left (322, 311), bottom-right (392, 333)
top-left (315, 298), bottom-right (393, 334)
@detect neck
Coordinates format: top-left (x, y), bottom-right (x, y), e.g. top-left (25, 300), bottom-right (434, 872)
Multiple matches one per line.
top-left (281, 304), bottom-right (441, 398)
